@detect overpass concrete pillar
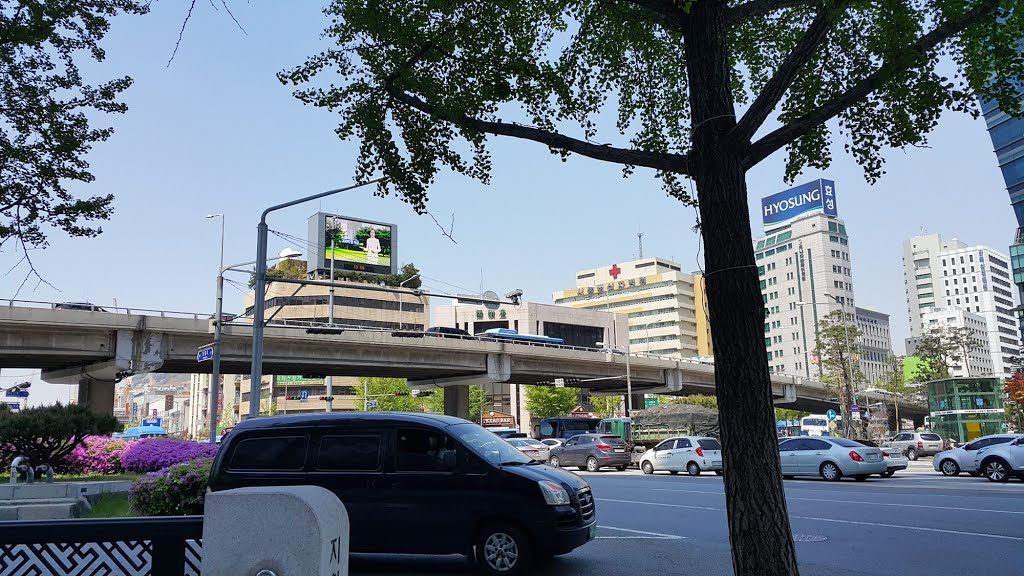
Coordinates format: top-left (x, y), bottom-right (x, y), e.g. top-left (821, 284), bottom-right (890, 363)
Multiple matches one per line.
top-left (444, 385), bottom-right (472, 421)
top-left (77, 378), bottom-right (115, 416)
top-left (629, 393), bottom-right (645, 416)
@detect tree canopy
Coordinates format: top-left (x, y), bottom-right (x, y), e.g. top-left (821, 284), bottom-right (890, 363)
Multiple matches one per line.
top-left (524, 385), bottom-right (578, 419)
top-left (0, 0), bottom-right (148, 257)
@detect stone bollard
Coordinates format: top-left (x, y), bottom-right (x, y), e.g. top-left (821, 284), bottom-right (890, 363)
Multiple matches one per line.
top-left (201, 486), bottom-right (349, 576)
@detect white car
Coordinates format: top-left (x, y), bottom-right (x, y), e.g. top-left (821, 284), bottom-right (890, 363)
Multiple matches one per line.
top-left (974, 436), bottom-right (1024, 482)
top-left (639, 436), bottom-right (723, 476)
top-left (507, 438), bottom-right (550, 462)
top-left (933, 434), bottom-right (1023, 476)
top-left (540, 438), bottom-right (564, 448)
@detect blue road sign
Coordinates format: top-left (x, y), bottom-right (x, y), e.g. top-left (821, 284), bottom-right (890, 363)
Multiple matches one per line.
top-left (8, 402), bottom-right (19, 411)
top-left (367, 400), bottom-right (379, 408)
top-left (300, 390), bottom-right (309, 401)
top-left (142, 417), bottom-right (162, 428)
top-left (851, 404), bottom-right (860, 412)
top-left (826, 409), bottom-right (837, 421)
top-left (4, 389), bottom-right (29, 398)
top-left (197, 347), bottom-right (214, 362)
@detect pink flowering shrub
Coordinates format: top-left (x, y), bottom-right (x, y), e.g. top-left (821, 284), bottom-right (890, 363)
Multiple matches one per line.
top-left (66, 436), bottom-right (128, 474)
top-left (128, 457), bottom-right (212, 516)
top-left (120, 439), bottom-right (219, 473)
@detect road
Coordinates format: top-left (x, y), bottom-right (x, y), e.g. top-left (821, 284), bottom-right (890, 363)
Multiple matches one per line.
top-left (350, 460), bottom-right (1024, 575)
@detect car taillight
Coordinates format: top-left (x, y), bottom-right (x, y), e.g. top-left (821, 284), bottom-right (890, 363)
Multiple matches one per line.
top-left (595, 444), bottom-right (611, 451)
top-left (849, 451), bottom-right (864, 462)
top-left (881, 450), bottom-right (889, 458)
top-left (918, 441), bottom-right (924, 449)
top-left (696, 447), bottom-right (704, 457)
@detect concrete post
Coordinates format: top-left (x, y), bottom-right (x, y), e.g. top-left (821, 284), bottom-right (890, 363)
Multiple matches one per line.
top-left (78, 378), bottom-right (115, 416)
top-left (201, 486), bottom-right (350, 576)
top-left (629, 393), bottom-right (645, 415)
top-left (444, 385), bottom-right (471, 420)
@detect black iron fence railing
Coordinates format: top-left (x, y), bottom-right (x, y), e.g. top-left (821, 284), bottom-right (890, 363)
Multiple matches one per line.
top-left (0, 516), bottom-right (203, 576)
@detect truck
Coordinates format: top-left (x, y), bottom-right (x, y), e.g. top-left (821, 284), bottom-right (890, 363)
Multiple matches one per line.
top-left (598, 404), bottom-right (720, 466)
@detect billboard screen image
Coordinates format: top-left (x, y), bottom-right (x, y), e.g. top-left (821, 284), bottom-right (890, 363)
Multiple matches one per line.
top-left (308, 213), bottom-right (397, 276)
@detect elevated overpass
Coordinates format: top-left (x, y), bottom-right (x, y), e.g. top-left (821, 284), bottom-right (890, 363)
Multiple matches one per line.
top-left (0, 304), bottom-right (927, 423)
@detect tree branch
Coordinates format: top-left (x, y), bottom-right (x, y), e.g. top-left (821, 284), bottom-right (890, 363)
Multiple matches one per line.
top-left (744, 0), bottom-right (1003, 169)
top-left (727, 0), bottom-right (817, 26)
top-left (729, 4), bottom-right (845, 146)
top-left (617, 0), bottom-right (688, 32)
top-left (385, 87), bottom-right (692, 174)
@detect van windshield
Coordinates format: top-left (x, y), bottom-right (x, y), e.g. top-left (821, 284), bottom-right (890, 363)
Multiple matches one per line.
top-left (561, 420), bottom-right (596, 432)
top-left (449, 423), bottom-right (533, 466)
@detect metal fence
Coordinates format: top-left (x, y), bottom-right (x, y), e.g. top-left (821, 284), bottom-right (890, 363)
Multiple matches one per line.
top-left (0, 517), bottom-right (203, 576)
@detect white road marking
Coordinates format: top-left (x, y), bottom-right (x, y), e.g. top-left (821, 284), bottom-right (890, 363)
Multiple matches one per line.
top-left (597, 525), bottom-right (686, 540)
top-left (598, 498), bottom-right (1024, 541)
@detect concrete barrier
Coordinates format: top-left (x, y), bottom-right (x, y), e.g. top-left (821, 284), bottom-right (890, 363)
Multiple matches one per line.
top-left (201, 486), bottom-right (349, 576)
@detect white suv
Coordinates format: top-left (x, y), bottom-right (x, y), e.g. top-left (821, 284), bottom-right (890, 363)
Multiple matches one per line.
top-left (885, 432), bottom-right (943, 460)
top-left (974, 436), bottom-right (1024, 482)
top-left (933, 434), bottom-right (1023, 476)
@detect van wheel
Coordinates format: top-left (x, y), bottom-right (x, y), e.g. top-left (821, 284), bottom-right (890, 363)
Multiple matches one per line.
top-left (687, 462), bottom-right (701, 476)
top-left (615, 465), bottom-right (627, 471)
top-left (475, 523), bottom-right (531, 576)
top-left (547, 456), bottom-right (560, 468)
top-left (641, 461), bottom-right (654, 475)
top-left (586, 457), bottom-right (600, 472)
top-left (906, 448), bottom-right (918, 461)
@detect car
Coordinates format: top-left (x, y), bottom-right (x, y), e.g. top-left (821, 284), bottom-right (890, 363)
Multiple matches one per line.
top-left (540, 438), bottom-right (564, 448)
top-left (884, 432), bottom-right (943, 460)
top-left (639, 436), bottom-right (723, 476)
top-left (508, 438), bottom-right (551, 462)
top-left (856, 439), bottom-right (908, 477)
top-left (974, 435), bottom-right (1024, 482)
top-left (209, 412), bottom-right (596, 575)
top-left (53, 302), bottom-right (107, 312)
top-left (426, 326), bottom-right (471, 338)
top-left (778, 437), bottom-right (886, 481)
top-left (548, 433), bottom-right (631, 472)
top-left (933, 434), bottom-right (1023, 476)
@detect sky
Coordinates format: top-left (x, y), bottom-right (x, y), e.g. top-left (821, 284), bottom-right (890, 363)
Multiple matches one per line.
top-left (1, 3), bottom-right (1018, 407)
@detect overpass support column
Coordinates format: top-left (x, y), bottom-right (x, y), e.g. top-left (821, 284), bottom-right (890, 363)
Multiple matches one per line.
top-left (77, 378), bottom-right (115, 416)
top-left (629, 393), bottom-right (645, 416)
top-left (444, 385), bottom-right (472, 421)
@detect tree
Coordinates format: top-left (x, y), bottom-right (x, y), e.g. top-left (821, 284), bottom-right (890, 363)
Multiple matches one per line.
top-left (947, 326), bottom-right (983, 377)
top-left (913, 328), bottom-right (959, 381)
top-left (355, 377), bottom-right (424, 412)
top-left (813, 310), bottom-right (862, 435)
top-left (524, 386), bottom-right (578, 420)
top-left (879, 354), bottom-right (909, 431)
top-left (0, 403), bottom-right (119, 472)
top-left (774, 408), bottom-right (808, 422)
top-left (0, 1), bottom-right (148, 267)
top-left (281, 2), bottom-right (1024, 573)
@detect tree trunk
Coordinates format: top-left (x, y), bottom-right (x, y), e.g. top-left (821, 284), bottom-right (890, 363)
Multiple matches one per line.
top-left (683, 4), bottom-right (800, 576)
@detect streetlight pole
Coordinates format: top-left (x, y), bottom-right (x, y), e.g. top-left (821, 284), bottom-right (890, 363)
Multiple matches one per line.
top-left (597, 342), bottom-right (632, 417)
top-left (325, 233), bottom-right (336, 413)
top-left (206, 214), bottom-right (224, 443)
top-left (249, 178), bottom-right (386, 419)
top-left (398, 274), bottom-right (421, 330)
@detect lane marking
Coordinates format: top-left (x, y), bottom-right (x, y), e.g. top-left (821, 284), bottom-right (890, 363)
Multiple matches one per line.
top-left (596, 526), bottom-right (686, 540)
top-left (597, 498), bottom-right (1024, 541)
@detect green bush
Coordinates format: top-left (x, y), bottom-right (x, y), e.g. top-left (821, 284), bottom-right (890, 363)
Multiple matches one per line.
top-left (0, 403), bottom-right (119, 471)
top-left (128, 457), bottom-right (212, 516)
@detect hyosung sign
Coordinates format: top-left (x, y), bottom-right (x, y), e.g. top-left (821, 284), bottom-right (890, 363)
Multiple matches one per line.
top-left (761, 179), bottom-right (837, 226)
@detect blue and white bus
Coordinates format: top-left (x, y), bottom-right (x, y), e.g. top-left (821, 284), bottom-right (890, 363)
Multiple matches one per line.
top-left (476, 328), bottom-right (565, 345)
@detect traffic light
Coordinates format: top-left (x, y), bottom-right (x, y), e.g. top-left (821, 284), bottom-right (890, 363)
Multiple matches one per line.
top-left (393, 391), bottom-right (410, 397)
top-left (411, 390), bottom-right (433, 397)
top-left (318, 396), bottom-right (335, 401)
top-left (285, 395), bottom-right (303, 401)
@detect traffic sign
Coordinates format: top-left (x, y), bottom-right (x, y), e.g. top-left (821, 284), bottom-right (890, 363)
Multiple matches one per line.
top-left (197, 346), bottom-right (214, 362)
top-left (367, 400), bottom-right (379, 408)
top-left (553, 378), bottom-right (565, 388)
top-left (851, 404), bottom-right (860, 412)
top-left (851, 411), bottom-right (861, 420)
top-left (826, 409), bottom-right (837, 421)
top-left (142, 417), bottom-right (162, 428)
top-left (827, 421), bottom-right (837, 431)
top-left (644, 397), bottom-right (659, 409)
top-left (4, 389), bottom-right (29, 398)
top-left (299, 390), bottom-right (309, 401)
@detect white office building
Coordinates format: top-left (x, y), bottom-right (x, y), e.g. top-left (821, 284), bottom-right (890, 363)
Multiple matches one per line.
top-left (902, 234), bottom-right (1020, 377)
top-left (755, 179), bottom-right (856, 380)
top-left (855, 307), bottom-right (892, 386)
top-left (917, 307), bottom-right (993, 377)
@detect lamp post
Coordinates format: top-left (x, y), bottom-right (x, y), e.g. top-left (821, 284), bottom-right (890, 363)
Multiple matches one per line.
top-left (398, 274), bottom-right (421, 330)
top-left (597, 341), bottom-right (632, 417)
top-left (249, 178), bottom-right (387, 419)
top-left (212, 248), bottom-right (302, 432)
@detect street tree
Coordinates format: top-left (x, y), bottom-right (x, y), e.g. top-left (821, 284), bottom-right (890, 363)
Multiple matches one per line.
top-left (0, 1), bottom-right (148, 262)
top-left (524, 385), bottom-right (578, 420)
top-left (880, 354), bottom-right (909, 431)
top-left (281, 2), bottom-right (1024, 573)
top-left (947, 326), bottom-right (983, 376)
top-left (813, 310), bottom-right (862, 432)
top-left (913, 328), bottom-right (959, 381)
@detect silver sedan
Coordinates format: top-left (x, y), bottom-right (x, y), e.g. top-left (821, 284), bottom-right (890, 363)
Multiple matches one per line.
top-left (507, 438), bottom-right (550, 462)
top-left (778, 437), bottom-right (886, 481)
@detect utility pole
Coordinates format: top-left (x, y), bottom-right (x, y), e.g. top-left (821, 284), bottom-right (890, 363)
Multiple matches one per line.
top-left (326, 233), bottom-right (336, 413)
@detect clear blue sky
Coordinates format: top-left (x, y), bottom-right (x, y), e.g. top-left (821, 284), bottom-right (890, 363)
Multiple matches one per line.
top-left (1, 3), bottom-right (1016, 406)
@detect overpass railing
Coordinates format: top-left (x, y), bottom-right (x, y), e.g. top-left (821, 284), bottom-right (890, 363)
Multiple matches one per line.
top-left (0, 516), bottom-right (203, 576)
top-left (3, 299), bottom-right (210, 321)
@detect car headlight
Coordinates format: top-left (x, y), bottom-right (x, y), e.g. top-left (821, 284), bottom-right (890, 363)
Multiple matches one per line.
top-left (538, 481), bottom-right (571, 506)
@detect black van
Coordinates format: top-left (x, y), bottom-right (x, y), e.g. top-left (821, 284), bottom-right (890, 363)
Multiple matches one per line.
top-left (208, 412), bottom-right (596, 575)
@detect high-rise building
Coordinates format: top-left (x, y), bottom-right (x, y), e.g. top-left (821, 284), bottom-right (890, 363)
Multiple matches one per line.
top-left (754, 179), bottom-right (856, 379)
top-left (981, 98), bottom-right (1024, 342)
top-left (902, 233), bottom-right (1020, 377)
top-left (552, 257), bottom-right (702, 359)
top-left (854, 307), bottom-right (892, 386)
top-left (916, 307), bottom-right (993, 378)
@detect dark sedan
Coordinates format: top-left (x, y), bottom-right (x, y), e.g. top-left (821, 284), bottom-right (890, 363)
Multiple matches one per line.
top-left (548, 433), bottom-right (631, 472)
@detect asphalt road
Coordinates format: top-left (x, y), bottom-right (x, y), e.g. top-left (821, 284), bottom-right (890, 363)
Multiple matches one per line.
top-left (350, 459), bottom-right (1024, 576)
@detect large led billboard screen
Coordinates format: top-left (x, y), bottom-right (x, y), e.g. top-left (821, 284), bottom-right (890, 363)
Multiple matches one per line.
top-left (307, 213), bottom-right (398, 276)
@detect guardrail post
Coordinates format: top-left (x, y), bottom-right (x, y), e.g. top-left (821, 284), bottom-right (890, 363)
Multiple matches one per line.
top-left (151, 537), bottom-right (186, 576)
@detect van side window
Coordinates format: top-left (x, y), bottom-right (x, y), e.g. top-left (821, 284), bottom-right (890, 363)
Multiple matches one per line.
top-left (540, 422), bottom-right (554, 437)
top-left (229, 436), bottom-right (307, 471)
top-left (396, 429), bottom-right (456, 472)
top-left (317, 434), bottom-right (382, 471)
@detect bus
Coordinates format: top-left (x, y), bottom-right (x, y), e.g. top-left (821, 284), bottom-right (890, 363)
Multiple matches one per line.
top-left (476, 328), bottom-right (565, 345)
top-left (113, 425), bottom-right (168, 440)
top-left (800, 415), bottom-right (842, 436)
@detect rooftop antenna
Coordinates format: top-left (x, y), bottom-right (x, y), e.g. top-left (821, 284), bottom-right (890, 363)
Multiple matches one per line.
top-left (638, 227), bottom-right (645, 259)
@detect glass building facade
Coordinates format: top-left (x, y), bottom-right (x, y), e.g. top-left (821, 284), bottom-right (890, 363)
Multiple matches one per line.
top-left (981, 98), bottom-right (1024, 338)
top-left (927, 377), bottom-right (1007, 443)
